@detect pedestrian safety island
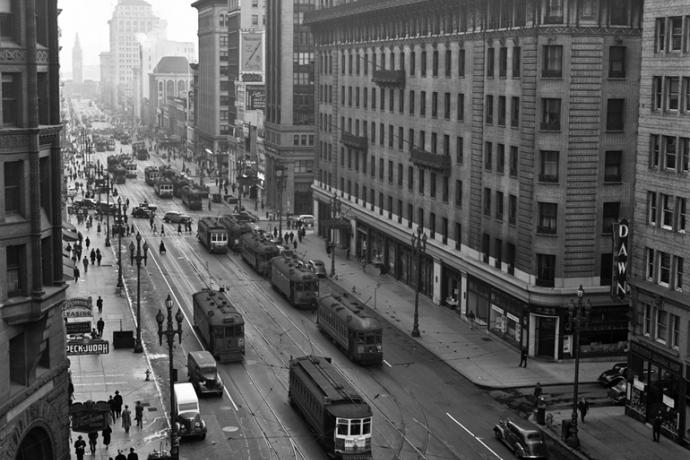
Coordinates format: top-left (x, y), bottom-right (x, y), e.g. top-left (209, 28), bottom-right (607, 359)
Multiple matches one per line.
top-left (63, 296), bottom-right (110, 355)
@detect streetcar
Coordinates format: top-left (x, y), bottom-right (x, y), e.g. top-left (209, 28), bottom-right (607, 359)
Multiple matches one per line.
top-left (239, 232), bottom-right (280, 276)
top-left (219, 214), bottom-right (254, 252)
top-left (270, 254), bottom-right (319, 309)
top-left (192, 288), bottom-right (245, 363)
top-left (154, 178), bottom-right (174, 198)
top-left (197, 217), bottom-right (228, 254)
top-left (144, 166), bottom-right (159, 186)
top-left (181, 186), bottom-right (203, 210)
top-left (289, 355), bottom-right (373, 459)
top-left (113, 166), bottom-right (127, 184)
top-left (317, 293), bottom-right (383, 365)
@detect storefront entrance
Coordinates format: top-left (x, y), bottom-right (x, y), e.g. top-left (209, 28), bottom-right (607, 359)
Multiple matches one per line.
top-left (533, 315), bottom-right (557, 358)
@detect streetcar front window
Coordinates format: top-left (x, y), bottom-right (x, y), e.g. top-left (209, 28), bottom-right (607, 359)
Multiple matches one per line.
top-left (213, 326), bottom-right (225, 338)
top-left (363, 417), bottom-right (371, 434)
top-left (336, 419), bottom-right (348, 435)
top-left (350, 419), bottom-right (361, 435)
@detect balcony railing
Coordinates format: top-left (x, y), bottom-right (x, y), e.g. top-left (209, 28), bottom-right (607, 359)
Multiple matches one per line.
top-left (410, 147), bottom-right (451, 171)
top-left (341, 132), bottom-right (368, 151)
top-left (372, 69), bottom-right (405, 87)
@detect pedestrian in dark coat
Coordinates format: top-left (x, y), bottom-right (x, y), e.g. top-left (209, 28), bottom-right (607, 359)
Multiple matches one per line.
top-left (293, 240), bottom-right (298, 249)
top-left (652, 410), bottom-right (663, 442)
top-left (577, 397), bottom-right (589, 423)
top-left (108, 395), bottom-right (116, 419)
top-left (83, 256), bottom-right (89, 273)
top-left (87, 429), bottom-right (99, 454)
top-left (97, 317), bottom-right (105, 338)
top-left (102, 424), bottom-right (112, 449)
top-left (97, 296), bottom-right (103, 314)
top-left (74, 435), bottom-right (86, 460)
top-left (96, 249), bottom-right (102, 266)
top-left (519, 345), bottom-right (528, 367)
top-left (85, 236), bottom-right (91, 250)
top-left (90, 248), bottom-right (96, 265)
top-left (127, 447), bottom-right (139, 460)
top-left (113, 391), bottom-right (123, 419)
top-left (177, 223), bottom-right (182, 235)
top-left (115, 449), bottom-right (127, 460)
top-left (73, 266), bottom-right (80, 283)
top-left (135, 401), bottom-right (144, 428)
top-left (121, 405), bottom-right (132, 433)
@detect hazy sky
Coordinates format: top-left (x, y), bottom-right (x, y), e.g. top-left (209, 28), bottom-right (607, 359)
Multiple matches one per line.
top-left (58, 0), bottom-right (198, 78)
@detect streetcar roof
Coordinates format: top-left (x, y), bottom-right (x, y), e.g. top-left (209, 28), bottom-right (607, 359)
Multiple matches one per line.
top-left (318, 294), bottom-right (382, 331)
top-left (193, 289), bottom-right (244, 325)
top-left (327, 403), bottom-right (372, 419)
top-left (291, 355), bottom-right (365, 405)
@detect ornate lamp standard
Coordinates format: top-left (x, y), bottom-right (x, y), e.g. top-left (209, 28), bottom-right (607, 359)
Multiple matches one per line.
top-left (116, 196), bottom-right (123, 289)
top-left (129, 233), bottom-right (148, 353)
top-left (329, 194), bottom-right (340, 278)
top-left (105, 167), bottom-right (111, 247)
top-left (156, 295), bottom-right (184, 460)
top-left (566, 285), bottom-right (591, 448)
top-left (411, 226), bottom-right (428, 338)
top-left (275, 165), bottom-right (285, 237)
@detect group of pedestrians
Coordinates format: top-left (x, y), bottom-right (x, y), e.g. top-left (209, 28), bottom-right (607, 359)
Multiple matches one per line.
top-left (68, 230), bottom-right (103, 283)
top-left (74, 433), bottom-right (139, 460)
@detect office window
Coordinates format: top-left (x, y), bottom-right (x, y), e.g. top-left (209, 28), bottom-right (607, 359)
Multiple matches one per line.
top-left (485, 95), bottom-right (493, 124)
top-left (388, 124), bottom-right (394, 147)
top-left (670, 16), bottom-right (682, 50)
top-left (410, 50), bottom-right (416, 76)
top-left (399, 89), bottom-right (404, 113)
top-left (609, 0), bottom-right (629, 25)
top-left (380, 158), bottom-right (385, 180)
top-left (418, 168), bottom-right (425, 194)
top-left (602, 202), bottom-right (620, 233)
top-left (670, 313), bottom-right (680, 348)
top-left (661, 194), bottom-right (673, 229)
top-left (431, 92), bottom-right (438, 117)
top-left (379, 192), bottom-right (384, 215)
top-left (609, 46), bottom-right (626, 78)
top-left (421, 50), bottom-right (427, 76)
top-left (677, 197), bottom-right (686, 233)
top-left (499, 47), bottom-right (507, 77)
top-left (506, 243), bottom-right (516, 275)
top-left (606, 98), bottom-right (624, 131)
top-left (536, 254), bottom-right (556, 287)
top-left (371, 155), bottom-right (376, 176)
top-left (664, 135), bottom-right (677, 170)
top-left (408, 203), bottom-right (413, 228)
top-left (458, 48), bottom-right (465, 76)
top-left (545, 0), bottom-right (564, 23)
top-left (541, 98), bottom-right (561, 130)
top-left (398, 163), bottom-right (403, 187)
top-left (430, 172), bottom-right (437, 198)
top-left (399, 127), bottom-right (404, 150)
top-left (652, 76), bottom-right (662, 110)
top-left (482, 233), bottom-right (490, 263)
top-left (408, 166), bottom-right (413, 191)
top-left (650, 134), bottom-right (661, 168)
top-left (648, 191), bottom-right (658, 226)
top-left (496, 191), bottom-right (504, 221)
top-left (509, 146), bottom-right (518, 177)
top-left (646, 248), bottom-right (655, 281)
top-left (643, 303), bottom-right (652, 335)
top-left (655, 18), bottom-right (666, 52)
top-left (498, 96), bottom-right (506, 126)
top-left (418, 207), bottom-right (424, 229)
top-left (380, 88), bottom-right (385, 111)
top-left (432, 49), bottom-right (438, 76)
top-left (659, 251), bottom-right (671, 287)
top-left (455, 223), bottom-right (462, 249)
top-left (4, 160), bottom-right (22, 214)
top-left (445, 49), bottom-right (451, 77)
top-left (456, 137), bottom-right (464, 163)
top-left (7, 245), bottom-right (24, 296)
top-left (457, 93), bottom-right (464, 120)
top-left (512, 47), bottom-right (521, 77)
top-left (408, 128), bottom-right (414, 151)
top-left (673, 257), bottom-right (684, 292)
top-left (398, 199), bottom-right (403, 223)
top-left (604, 151), bottom-right (622, 182)
top-left (443, 134), bottom-right (450, 156)
top-left (486, 47), bottom-right (494, 77)
top-left (409, 90), bottom-right (415, 115)
top-left (600, 253), bottom-right (613, 286)
top-left (540, 150), bottom-right (559, 182)
top-left (372, 87), bottom-right (376, 109)
top-left (538, 202), bottom-right (558, 233)
top-left (509, 194), bottom-right (517, 224)
top-left (684, 77), bottom-right (690, 113)
top-left (441, 175), bottom-right (449, 202)
top-left (543, 46), bottom-right (563, 78)
top-left (389, 88), bottom-right (394, 111)
top-left (494, 238), bottom-right (502, 268)
top-left (666, 77), bottom-right (680, 111)
top-left (444, 92), bottom-right (451, 119)
top-left (485, 142), bottom-right (492, 170)
top-left (455, 180), bottom-right (463, 207)
top-left (496, 144), bottom-right (505, 173)
top-left (419, 130), bottom-right (426, 150)
top-left (483, 187), bottom-right (491, 216)
top-left (511, 97), bottom-right (520, 128)
top-left (2, 73), bottom-right (19, 126)
top-left (420, 91), bottom-right (426, 116)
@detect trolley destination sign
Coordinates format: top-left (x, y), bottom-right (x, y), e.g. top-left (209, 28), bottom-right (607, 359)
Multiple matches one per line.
top-left (66, 339), bottom-right (110, 356)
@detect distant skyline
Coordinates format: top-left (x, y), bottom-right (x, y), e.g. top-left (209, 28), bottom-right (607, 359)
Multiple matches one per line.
top-left (58, 0), bottom-right (198, 80)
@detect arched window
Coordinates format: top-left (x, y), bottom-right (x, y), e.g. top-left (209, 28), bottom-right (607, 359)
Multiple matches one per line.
top-left (178, 80), bottom-right (186, 94)
top-left (166, 80), bottom-right (174, 99)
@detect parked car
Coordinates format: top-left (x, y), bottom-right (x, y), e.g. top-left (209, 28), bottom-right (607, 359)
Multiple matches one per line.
top-left (95, 201), bottom-right (118, 215)
top-left (598, 362), bottom-right (628, 387)
top-left (494, 417), bottom-right (548, 459)
top-left (163, 211), bottom-right (192, 224)
top-left (233, 211), bottom-right (257, 223)
top-left (131, 206), bottom-right (154, 218)
top-left (307, 259), bottom-right (328, 278)
top-left (608, 379), bottom-right (628, 405)
top-left (73, 198), bottom-right (98, 210)
top-left (138, 202), bottom-right (157, 212)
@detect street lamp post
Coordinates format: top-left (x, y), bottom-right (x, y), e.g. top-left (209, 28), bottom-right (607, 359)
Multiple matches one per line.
top-left (105, 167), bottom-right (111, 247)
top-left (276, 165), bottom-right (285, 237)
top-left (156, 295), bottom-right (184, 460)
top-left (411, 226), bottom-right (428, 338)
top-left (566, 285), bottom-right (591, 448)
top-left (129, 233), bottom-right (148, 353)
top-left (116, 196), bottom-right (123, 288)
top-left (330, 194), bottom-right (340, 278)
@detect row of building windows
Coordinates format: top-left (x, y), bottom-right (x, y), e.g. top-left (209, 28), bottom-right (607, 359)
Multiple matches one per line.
top-left (642, 303), bottom-right (681, 351)
top-left (651, 76), bottom-right (690, 113)
top-left (649, 134), bottom-right (690, 173)
top-left (646, 191), bottom-right (687, 233)
top-left (645, 248), bottom-right (684, 292)
top-left (654, 15), bottom-right (690, 54)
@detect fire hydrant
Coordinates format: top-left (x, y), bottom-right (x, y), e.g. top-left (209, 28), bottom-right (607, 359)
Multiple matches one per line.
top-left (145, 369), bottom-right (151, 381)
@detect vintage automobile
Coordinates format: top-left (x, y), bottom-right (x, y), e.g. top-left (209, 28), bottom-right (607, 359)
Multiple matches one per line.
top-left (608, 379), bottom-right (628, 405)
top-left (307, 259), bottom-right (328, 278)
top-left (163, 211), bottom-right (192, 225)
top-left (131, 206), bottom-right (154, 218)
top-left (598, 363), bottom-right (628, 387)
top-left (494, 417), bottom-right (548, 459)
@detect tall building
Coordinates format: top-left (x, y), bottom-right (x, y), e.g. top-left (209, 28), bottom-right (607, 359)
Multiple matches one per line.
top-left (99, 51), bottom-right (114, 107)
top-left (106, 0), bottom-right (164, 111)
top-left (193, 0), bottom-right (233, 157)
top-left (72, 33), bottom-right (83, 84)
top-left (628, 0), bottom-right (690, 445)
top-left (306, 0), bottom-right (642, 360)
top-left (0, 1), bottom-right (71, 458)
top-left (265, 0), bottom-right (316, 217)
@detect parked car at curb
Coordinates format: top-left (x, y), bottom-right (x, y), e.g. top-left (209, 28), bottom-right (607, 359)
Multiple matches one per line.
top-left (598, 362), bottom-right (628, 387)
top-left (494, 417), bottom-right (548, 459)
top-left (307, 259), bottom-right (327, 278)
top-left (163, 210), bottom-right (192, 224)
top-left (608, 379), bottom-right (628, 405)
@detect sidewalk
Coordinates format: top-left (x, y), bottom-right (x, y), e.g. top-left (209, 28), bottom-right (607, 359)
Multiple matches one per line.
top-left (67, 222), bottom-right (169, 459)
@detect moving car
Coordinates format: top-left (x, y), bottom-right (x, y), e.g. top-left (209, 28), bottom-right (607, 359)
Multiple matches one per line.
top-left (163, 210), bottom-right (192, 224)
top-left (297, 214), bottom-right (315, 227)
top-left (598, 362), bottom-right (628, 387)
top-left (494, 418), bottom-right (548, 459)
top-left (187, 351), bottom-right (224, 397)
top-left (73, 198), bottom-right (98, 210)
top-left (131, 206), bottom-right (154, 218)
top-left (307, 259), bottom-right (328, 278)
top-left (608, 378), bottom-right (628, 405)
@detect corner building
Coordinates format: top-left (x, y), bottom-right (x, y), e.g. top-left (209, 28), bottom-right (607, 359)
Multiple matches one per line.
top-left (306, 0), bottom-right (641, 360)
top-left (0, 0), bottom-right (71, 458)
top-left (628, 0), bottom-right (690, 446)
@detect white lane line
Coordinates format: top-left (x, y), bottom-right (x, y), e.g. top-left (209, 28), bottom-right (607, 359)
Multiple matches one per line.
top-left (383, 359), bottom-right (392, 368)
top-left (446, 412), bottom-right (503, 460)
top-left (74, 382), bottom-right (128, 386)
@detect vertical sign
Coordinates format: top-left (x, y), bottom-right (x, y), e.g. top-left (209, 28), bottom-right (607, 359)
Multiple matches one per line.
top-left (612, 219), bottom-right (629, 300)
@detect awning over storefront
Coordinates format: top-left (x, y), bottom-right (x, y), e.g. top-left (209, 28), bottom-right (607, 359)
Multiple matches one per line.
top-left (63, 221), bottom-right (78, 241)
top-left (63, 252), bottom-right (75, 280)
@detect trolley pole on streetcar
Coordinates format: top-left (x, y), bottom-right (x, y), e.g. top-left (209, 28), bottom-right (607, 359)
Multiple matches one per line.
top-left (156, 295), bottom-right (184, 460)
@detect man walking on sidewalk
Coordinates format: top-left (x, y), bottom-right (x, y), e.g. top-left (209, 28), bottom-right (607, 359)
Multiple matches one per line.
top-left (519, 346), bottom-right (528, 368)
top-left (73, 266), bottom-right (80, 283)
top-left (87, 429), bottom-right (98, 454)
top-left (121, 405), bottom-right (132, 433)
top-left (577, 397), bottom-right (589, 423)
top-left (96, 248), bottom-right (102, 266)
top-left (97, 296), bottom-right (103, 314)
top-left (135, 401), bottom-right (144, 428)
top-left (74, 435), bottom-right (86, 460)
top-left (82, 256), bottom-right (89, 274)
top-left (113, 391), bottom-right (123, 419)
top-left (653, 410), bottom-right (663, 442)
top-left (97, 317), bottom-right (105, 338)
top-left (467, 310), bottom-right (476, 330)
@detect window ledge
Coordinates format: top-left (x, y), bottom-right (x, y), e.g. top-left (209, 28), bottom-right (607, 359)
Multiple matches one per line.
top-left (536, 229), bottom-right (558, 236)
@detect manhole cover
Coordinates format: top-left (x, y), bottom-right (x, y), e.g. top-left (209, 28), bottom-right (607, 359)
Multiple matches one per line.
top-left (222, 426), bottom-right (239, 433)
top-left (481, 337), bottom-right (493, 342)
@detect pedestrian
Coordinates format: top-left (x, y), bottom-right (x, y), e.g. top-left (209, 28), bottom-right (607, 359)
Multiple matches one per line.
top-left (73, 266), bottom-right (80, 283)
top-left (519, 346), bottom-right (528, 367)
top-left (208, 200), bottom-right (212, 211)
top-left (82, 256), bottom-right (89, 274)
top-left (113, 391), bottom-right (123, 419)
top-left (121, 405), bottom-right (132, 433)
top-left (97, 317), bottom-right (105, 338)
top-left (652, 410), bottom-right (663, 442)
top-left (160, 224), bottom-right (165, 236)
top-left (115, 449), bottom-right (127, 460)
top-left (534, 382), bottom-right (543, 402)
top-left (102, 424), bottom-right (112, 450)
top-left (135, 401), bottom-right (143, 428)
top-left (293, 239), bottom-right (297, 249)
top-left (87, 429), bottom-right (99, 454)
top-left (289, 231), bottom-right (295, 242)
top-left (74, 435), bottom-right (86, 460)
top-left (177, 223), bottom-right (182, 235)
top-left (97, 295), bottom-right (103, 314)
top-left (273, 227), bottom-right (278, 238)
top-left (96, 249), bottom-right (102, 266)
top-left (127, 447), bottom-right (139, 460)
top-left (467, 310), bottom-right (476, 330)
top-left (85, 236), bottom-right (90, 250)
top-left (108, 395), bottom-right (116, 419)
top-left (90, 248), bottom-right (96, 265)
top-left (577, 397), bottom-right (589, 423)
